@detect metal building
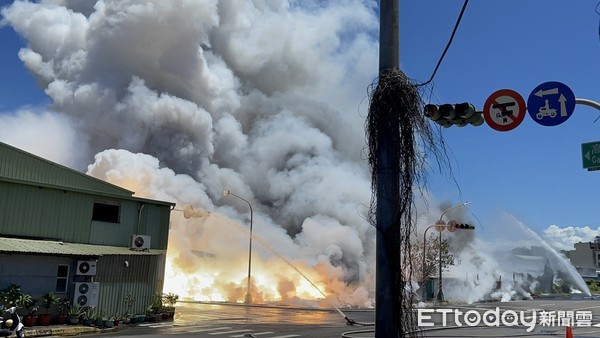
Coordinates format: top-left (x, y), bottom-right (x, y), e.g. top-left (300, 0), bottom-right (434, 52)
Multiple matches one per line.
top-left (0, 141), bottom-right (175, 318)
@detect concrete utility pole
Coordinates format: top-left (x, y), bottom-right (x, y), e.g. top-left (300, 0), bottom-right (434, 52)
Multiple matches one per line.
top-left (375, 0), bottom-right (400, 337)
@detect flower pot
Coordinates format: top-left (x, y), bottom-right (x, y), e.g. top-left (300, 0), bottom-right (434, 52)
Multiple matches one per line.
top-left (23, 315), bottom-right (38, 327)
top-left (38, 314), bottom-right (52, 326)
top-left (56, 314), bottom-right (67, 324)
top-left (104, 320), bottom-right (114, 328)
top-left (69, 316), bottom-right (80, 325)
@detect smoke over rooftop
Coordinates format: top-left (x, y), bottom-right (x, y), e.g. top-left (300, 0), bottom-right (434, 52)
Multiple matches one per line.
top-left (1, 0), bottom-right (588, 306)
top-left (1, 0), bottom-right (380, 305)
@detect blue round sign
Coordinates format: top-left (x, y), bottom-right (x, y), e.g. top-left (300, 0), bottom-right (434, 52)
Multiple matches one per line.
top-left (527, 81), bottom-right (575, 126)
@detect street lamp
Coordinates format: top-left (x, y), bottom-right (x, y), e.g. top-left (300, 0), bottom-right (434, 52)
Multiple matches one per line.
top-left (421, 201), bottom-right (470, 302)
top-left (223, 189), bottom-right (254, 304)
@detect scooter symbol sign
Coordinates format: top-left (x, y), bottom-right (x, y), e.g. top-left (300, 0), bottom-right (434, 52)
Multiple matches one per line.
top-left (527, 81), bottom-right (575, 126)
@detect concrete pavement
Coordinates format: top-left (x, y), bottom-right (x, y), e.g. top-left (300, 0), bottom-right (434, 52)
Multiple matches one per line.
top-left (24, 324), bottom-right (101, 337)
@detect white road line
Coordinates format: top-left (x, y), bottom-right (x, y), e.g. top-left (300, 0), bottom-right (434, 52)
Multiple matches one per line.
top-left (208, 329), bottom-right (253, 335)
top-left (148, 323), bottom-right (175, 328)
top-left (269, 335), bottom-right (301, 338)
top-left (187, 327), bottom-right (233, 333)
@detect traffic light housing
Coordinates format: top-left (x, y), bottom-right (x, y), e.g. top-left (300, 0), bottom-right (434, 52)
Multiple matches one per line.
top-left (424, 102), bottom-right (484, 127)
top-left (454, 223), bottom-right (475, 230)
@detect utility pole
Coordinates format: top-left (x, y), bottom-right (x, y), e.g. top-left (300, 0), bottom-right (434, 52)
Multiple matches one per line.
top-left (375, 0), bottom-right (400, 337)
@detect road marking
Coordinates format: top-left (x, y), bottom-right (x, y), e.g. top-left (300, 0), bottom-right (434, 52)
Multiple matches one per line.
top-left (269, 335), bottom-right (300, 338)
top-left (146, 323), bottom-right (175, 328)
top-left (208, 329), bottom-right (253, 335)
top-left (187, 327), bottom-right (232, 333)
top-left (230, 333), bottom-right (274, 337)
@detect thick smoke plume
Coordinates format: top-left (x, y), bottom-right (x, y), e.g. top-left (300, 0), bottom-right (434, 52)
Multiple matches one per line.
top-left (1, 0), bottom-right (379, 306)
top-left (1, 1), bottom-right (589, 307)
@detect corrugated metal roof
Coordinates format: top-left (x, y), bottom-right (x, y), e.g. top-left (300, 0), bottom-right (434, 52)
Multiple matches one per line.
top-left (0, 141), bottom-right (176, 206)
top-left (0, 141), bottom-right (133, 197)
top-left (0, 237), bottom-right (165, 256)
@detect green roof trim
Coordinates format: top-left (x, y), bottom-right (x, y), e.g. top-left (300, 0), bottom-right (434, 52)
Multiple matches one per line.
top-left (0, 237), bottom-right (165, 256)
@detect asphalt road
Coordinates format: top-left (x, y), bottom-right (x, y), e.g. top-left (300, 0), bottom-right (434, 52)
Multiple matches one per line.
top-left (89, 301), bottom-right (375, 338)
top-left (85, 296), bottom-right (600, 337)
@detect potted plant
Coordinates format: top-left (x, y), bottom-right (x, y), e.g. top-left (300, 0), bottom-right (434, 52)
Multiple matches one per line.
top-left (146, 292), bottom-right (163, 322)
top-left (103, 315), bottom-right (114, 328)
top-left (162, 292), bottom-right (178, 319)
top-left (38, 292), bottom-right (59, 325)
top-left (81, 307), bottom-right (94, 326)
top-left (56, 297), bottom-right (70, 324)
top-left (112, 315), bottom-right (122, 327)
top-left (23, 298), bottom-right (39, 327)
top-left (93, 310), bottom-right (104, 327)
top-left (67, 305), bottom-right (83, 325)
top-left (122, 291), bottom-right (135, 324)
top-left (0, 284), bottom-right (30, 308)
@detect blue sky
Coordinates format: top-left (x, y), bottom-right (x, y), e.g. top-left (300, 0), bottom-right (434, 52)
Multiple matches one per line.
top-left (0, 0), bottom-right (599, 246)
top-left (400, 0), bottom-right (600, 235)
top-left (0, 0), bottom-right (47, 110)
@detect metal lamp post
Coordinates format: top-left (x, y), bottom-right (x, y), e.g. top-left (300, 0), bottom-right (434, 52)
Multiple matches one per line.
top-left (223, 189), bottom-right (254, 304)
top-left (420, 202), bottom-right (470, 302)
top-left (436, 201), bottom-right (470, 302)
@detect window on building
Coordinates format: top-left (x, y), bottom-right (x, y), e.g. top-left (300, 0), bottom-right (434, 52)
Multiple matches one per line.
top-left (92, 200), bottom-right (121, 223)
top-left (596, 253), bottom-right (600, 267)
top-left (56, 265), bottom-right (69, 293)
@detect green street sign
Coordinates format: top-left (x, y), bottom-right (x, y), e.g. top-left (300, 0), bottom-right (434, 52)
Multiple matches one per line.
top-left (581, 141), bottom-right (600, 170)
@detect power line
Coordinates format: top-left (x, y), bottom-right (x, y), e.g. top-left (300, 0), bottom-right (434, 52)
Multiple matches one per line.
top-left (596, 2), bottom-right (600, 40)
top-left (417, 0), bottom-right (470, 87)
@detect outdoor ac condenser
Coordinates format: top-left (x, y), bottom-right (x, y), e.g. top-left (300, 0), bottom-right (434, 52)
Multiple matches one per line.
top-left (75, 260), bottom-right (97, 276)
top-left (130, 234), bottom-right (151, 250)
top-left (73, 282), bottom-right (99, 307)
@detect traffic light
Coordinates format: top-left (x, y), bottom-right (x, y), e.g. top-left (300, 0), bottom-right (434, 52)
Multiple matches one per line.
top-left (454, 223), bottom-right (475, 230)
top-left (424, 102), bottom-right (484, 127)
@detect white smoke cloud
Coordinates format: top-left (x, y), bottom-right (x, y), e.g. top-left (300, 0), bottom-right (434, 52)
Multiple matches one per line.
top-left (1, 0), bottom-right (379, 306)
top-left (0, 108), bottom-right (83, 167)
top-left (3, 0), bottom-right (590, 307)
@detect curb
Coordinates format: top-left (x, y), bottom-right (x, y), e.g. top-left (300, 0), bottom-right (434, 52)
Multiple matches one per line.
top-left (24, 325), bottom-right (103, 337)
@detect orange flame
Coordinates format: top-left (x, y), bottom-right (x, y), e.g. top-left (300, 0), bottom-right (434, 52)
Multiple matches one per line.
top-left (163, 210), bottom-right (330, 305)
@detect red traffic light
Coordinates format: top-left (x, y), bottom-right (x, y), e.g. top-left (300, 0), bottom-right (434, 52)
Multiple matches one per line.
top-left (424, 102), bottom-right (484, 127)
top-left (455, 223), bottom-right (475, 230)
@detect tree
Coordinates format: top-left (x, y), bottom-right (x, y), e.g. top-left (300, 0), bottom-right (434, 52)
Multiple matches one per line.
top-left (413, 233), bottom-right (455, 282)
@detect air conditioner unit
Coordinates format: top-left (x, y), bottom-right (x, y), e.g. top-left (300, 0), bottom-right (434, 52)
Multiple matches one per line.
top-left (73, 282), bottom-right (99, 307)
top-left (75, 260), bottom-right (97, 276)
top-left (130, 234), bottom-right (151, 250)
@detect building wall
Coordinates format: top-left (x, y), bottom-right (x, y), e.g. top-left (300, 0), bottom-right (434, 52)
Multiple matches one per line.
top-left (0, 142), bottom-right (174, 317)
top-left (0, 180), bottom-right (172, 249)
top-left (570, 242), bottom-right (595, 269)
top-left (0, 182), bottom-right (92, 242)
top-left (0, 254), bottom-right (73, 298)
top-left (94, 254), bottom-right (166, 316)
top-left (0, 252), bottom-right (167, 315)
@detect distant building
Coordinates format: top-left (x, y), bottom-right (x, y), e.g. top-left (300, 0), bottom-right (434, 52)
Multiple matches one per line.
top-left (0, 141), bottom-right (175, 317)
top-left (566, 237), bottom-right (600, 279)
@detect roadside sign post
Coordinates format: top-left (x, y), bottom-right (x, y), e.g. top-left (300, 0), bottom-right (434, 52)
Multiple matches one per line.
top-left (582, 141), bottom-right (600, 171)
top-left (527, 81), bottom-right (575, 126)
top-left (483, 89), bottom-right (526, 132)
